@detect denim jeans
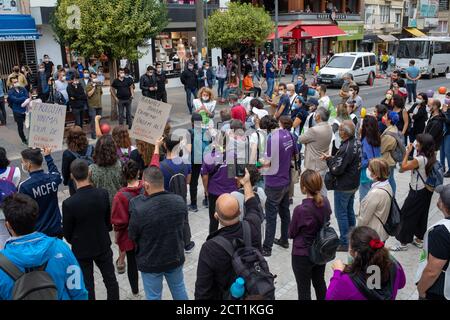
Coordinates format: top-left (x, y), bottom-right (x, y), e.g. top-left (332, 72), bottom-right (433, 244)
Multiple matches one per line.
top-left (263, 185), bottom-right (291, 250)
top-left (89, 108), bottom-right (102, 138)
top-left (334, 191), bottom-right (356, 246)
top-left (141, 265), bottom-right (188, 300)
top-left (265, 77), bottom-right (275, 98)
top-left (440, 135), bottom-right (450, 171)
top-left (185, 88), bottom-right (197, 114)
top-left (406, 83), bottom-right (417, 104)
top-left (388, 166), bottom-right (397, 196)
top-left (217, 78), bottom-right (226, 97)
top-left (291, 68), bottom-right (299, 82)
top-left (118, 99), bottom-right (132, 128)
top-left (359, 182), bottom-right (371, 203)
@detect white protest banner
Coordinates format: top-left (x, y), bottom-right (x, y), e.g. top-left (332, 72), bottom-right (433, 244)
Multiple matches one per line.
top-left (28, 102), bottom-right (66, 151)
top-left (129, 96), bottom-right (172, 144)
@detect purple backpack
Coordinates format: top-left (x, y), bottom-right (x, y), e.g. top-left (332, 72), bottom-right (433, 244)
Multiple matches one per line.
top-left (0, 167), bottom-right (17, 204)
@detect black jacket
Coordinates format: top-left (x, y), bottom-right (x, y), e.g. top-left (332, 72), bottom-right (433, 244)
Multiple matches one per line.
top-left (139, 73), bottom-right (157, 98)
top-left (62, 185), bottom-right (112, 259)
top-left (195, 196), bottom-right (264, 300)
top-left (61, 146), bottom-right (94, 195)
top-left (326, 136), bottom-right (361, 191)
top-left (295, 83), bottom-right (309, 98)
top-left (128, 191), bottom-right (186, 273)
top-left (67, 83), bottom-right (87, 109)
top-left (408, 103), bottom-right (428, 136)
top-left (156, 72), bottom-right (167, 93)
top-left (425, 113), bottom-right (445, 151)
top-left (291, 58), bottom-right (301, 69)
top-left (180, 69), bottom-right (198, 90)
top-left (197, 68), bottom-right (214, 89)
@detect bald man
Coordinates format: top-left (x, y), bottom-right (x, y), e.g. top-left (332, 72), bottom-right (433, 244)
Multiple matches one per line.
top-left (195, 169), bottom-right (264, 300)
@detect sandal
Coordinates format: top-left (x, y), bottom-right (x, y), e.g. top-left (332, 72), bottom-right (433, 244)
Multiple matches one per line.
top-left (116, 258), bottom-right (126, 274)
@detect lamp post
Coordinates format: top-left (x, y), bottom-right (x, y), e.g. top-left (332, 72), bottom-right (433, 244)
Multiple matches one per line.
top-left (196, 0), bottom-right (204, 67)
top-left (274, 0), bottom-right (279, 80)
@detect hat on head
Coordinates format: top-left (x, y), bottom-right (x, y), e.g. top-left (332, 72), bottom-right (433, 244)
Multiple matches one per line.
top-left (435, 184), bottom-right (450, 209)
top-left (306, 97), bottom-right (319, 107)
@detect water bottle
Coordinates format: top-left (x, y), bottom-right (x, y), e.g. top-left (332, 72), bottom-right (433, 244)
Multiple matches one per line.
top-left (230, 277), bottom-right (245, 299)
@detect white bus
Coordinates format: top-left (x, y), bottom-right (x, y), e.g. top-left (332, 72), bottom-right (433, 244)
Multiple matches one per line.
top-left (396, 37), bottom-right (450, 78)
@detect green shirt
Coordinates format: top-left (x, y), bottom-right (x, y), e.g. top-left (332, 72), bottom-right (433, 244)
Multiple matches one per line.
top-left (86, 83), bottom-right (103, 108)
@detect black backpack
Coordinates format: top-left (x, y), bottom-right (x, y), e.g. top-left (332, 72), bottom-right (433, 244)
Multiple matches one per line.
top-left (0, 253), bottom-right (58, 300)
top-left (211, 221), bottom-right (276, 300)
top-left (376, 189), bottom-right (401, 237)
top-left (161, 162), bottom-right (188, 202)
top-left (69, 145), bottom-right (94, 166)
top-left (309, 211), bottom-right (340, 265)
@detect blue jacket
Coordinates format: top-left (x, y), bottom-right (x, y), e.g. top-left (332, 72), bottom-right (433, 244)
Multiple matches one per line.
top-left (0, 232), bottom-right (88, 300)
top-left (361, 138), bottom-right (381, 169)
top-left (0, 79), bottom-right (4, 97)
top-left (19, 156), bottom-right (63, 237)
top-left (7, 87), bottom-right (29, 114)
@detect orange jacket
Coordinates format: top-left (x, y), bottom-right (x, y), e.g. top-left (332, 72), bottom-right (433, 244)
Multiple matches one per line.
top-left (243, 76), bottom-right (254, 91)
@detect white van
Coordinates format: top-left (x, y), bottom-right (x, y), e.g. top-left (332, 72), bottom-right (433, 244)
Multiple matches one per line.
top-left (317, 52), bottom-right (377, 87)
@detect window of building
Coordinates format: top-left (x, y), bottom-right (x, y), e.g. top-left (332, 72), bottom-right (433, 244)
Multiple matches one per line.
top-left (395, 13), bottom-right (401, 28)
top-left (439, 0), bottom-right (449, 11)
top-left (365, 5), bottom-right (375, 25)
top-left (380, 6), bottom-right (390, 24)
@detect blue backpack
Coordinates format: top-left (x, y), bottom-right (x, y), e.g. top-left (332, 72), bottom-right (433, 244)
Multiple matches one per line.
top-left (417, 161), bottom-right (444, 192)
top-left (0, 167), bottom-right (17, 204)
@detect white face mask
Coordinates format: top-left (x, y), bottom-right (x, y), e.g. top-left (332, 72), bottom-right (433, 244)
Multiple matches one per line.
top-left (366, 168), bottom-right (374, 181)
top-left (21, 162), bottom-right (29, 173)
top-left (416, 99), bottom-right (423, 104)
top-left (13, 83), bottom-right (20, 88)
top-left (279, 90), bottom-right (284, 95)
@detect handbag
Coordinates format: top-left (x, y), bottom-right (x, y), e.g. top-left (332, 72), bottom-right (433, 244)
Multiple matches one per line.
top-left (324, 171), bottom-right (337, 190)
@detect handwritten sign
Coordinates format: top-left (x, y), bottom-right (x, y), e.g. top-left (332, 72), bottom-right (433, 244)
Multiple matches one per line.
top-left (129, 96), bottom-right (172, 144)
top-left (28, 103), bottom-right (66, 151)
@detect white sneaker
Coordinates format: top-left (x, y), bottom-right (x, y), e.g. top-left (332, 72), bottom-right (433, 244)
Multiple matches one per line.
top-left (413, 239), bottom-right (424, 249)
top-left (390, 243), bottom-right (408, 252)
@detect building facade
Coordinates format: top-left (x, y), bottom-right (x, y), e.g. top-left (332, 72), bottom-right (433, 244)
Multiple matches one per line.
top-left (0, 0), bottom-right (40, 81)
top-left (430, 0), bottom-right (450, 36)
top-left (363, 0), bottom-right (404, 54)
top-left (260, 0), bottom-right (365, 67)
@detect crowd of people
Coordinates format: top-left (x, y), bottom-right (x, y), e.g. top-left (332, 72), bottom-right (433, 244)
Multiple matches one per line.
top-left (0, 52), bottom-right (450, 301)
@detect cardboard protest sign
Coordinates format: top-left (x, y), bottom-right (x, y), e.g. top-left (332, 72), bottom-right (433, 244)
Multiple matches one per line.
top-left (28, 102), bottom-right (66, 151)
top-left (129, 96), bottom-right (172, 144)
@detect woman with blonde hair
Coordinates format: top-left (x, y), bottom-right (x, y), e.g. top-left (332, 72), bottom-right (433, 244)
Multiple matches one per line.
top-left (130, 139), bottom-right (155, 179)
top-left (193, 87), bottom-right (216, 128)
top-left (289, 169), bottom-right (332, 300)
top-left (111, 125), bottom-right (136, 164)
top-left (358, 158), bottom-right (393, 242)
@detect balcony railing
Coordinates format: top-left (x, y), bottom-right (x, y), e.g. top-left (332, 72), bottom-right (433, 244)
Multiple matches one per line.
top-left (277, 12), bottom-right (362, 22)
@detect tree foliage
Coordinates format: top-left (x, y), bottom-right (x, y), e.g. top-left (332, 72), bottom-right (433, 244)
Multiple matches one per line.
top-left (51, 0), bottom-right (168, 60)
top-left (207, 2), bottom-right (273, 51)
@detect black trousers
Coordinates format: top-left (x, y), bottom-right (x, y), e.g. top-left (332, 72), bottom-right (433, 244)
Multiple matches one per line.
top-left (156, 90), bottom-right (167, 103)
top-left (291, 255), bottom-right (326, 300)
top-left (13, 112), bottom-right (26, 142)
top-left (125, 250), bottom-right (139, 295)
top-left (77, 249), bottom-right (120, 300)
top-left (0, 99), bottom-right (6, 124)
top-left (71, 108), bottom-right (84, 128)
top-left (183, 209), bottom-right (192, 246)
top-left (208, 194), bottom-right (220, 235)
top-left (397, 187), bottom-right (433, 244)
top-left (189, 164), bottom-right (202, 206)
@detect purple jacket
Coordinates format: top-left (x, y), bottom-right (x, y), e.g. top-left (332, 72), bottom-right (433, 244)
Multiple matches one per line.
top-left (326, 263), bottom-right (406, 300)
top-left (288, 198), bottom-right (332, 256)
top-left (201, 151), bottom-right (238, 196)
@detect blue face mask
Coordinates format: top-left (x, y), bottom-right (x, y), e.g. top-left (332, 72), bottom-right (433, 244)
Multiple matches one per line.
top-left (297, 80), bottom-right (303, 85)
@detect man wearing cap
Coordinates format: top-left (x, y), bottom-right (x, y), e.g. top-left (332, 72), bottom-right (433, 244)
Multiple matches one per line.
top-left (416, 184), bottom-right (450, 300)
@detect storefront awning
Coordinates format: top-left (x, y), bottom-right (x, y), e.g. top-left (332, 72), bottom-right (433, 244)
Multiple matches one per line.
top-left (267, 21), bottom-right (303, 40)
top-left (404, 28), bottom-right (426, 37)
top-left (0, 14), bottom-right (41, 41)
top-left (377, 34), bottom-right (398, 42)
top-left (301, 25), bottom-right (347, 39)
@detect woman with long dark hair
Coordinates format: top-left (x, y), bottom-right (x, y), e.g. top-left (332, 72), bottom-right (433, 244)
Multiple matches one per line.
top-left (111, 160), bottom-right (142, 299)
top-left (407, 92), bottom-right (428, 157)
top-left (289, 170), bottom-right (332, 300)
top-left (391, 133), bottom-right (436, 251)
top-left (61, 126), bottom-right (93, 195)
top-left (111, 125), bottom-right (136, 164)
top-left (359, 115), bottom-right (381, 201)
top-left (326, 226), bottom-right (406, 300)
top-left (392, 94), bottom-right (409, 145)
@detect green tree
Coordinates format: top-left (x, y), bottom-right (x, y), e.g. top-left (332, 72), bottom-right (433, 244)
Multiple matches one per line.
top-left (51, 0), bottom-right (168, 118)
top-left (207, 2), bottom-right (273, 76)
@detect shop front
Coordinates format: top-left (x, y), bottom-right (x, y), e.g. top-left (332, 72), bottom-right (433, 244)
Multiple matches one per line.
top-left (0, 14), bottom-right (40, 80)
top-left (336, 23), bottom-right (364, 52)
top-left (268, 22), bottom-right (347, 67)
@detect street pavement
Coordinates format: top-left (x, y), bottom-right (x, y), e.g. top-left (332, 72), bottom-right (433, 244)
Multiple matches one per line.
top-left (1, 75), bottom-right (450, 300)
